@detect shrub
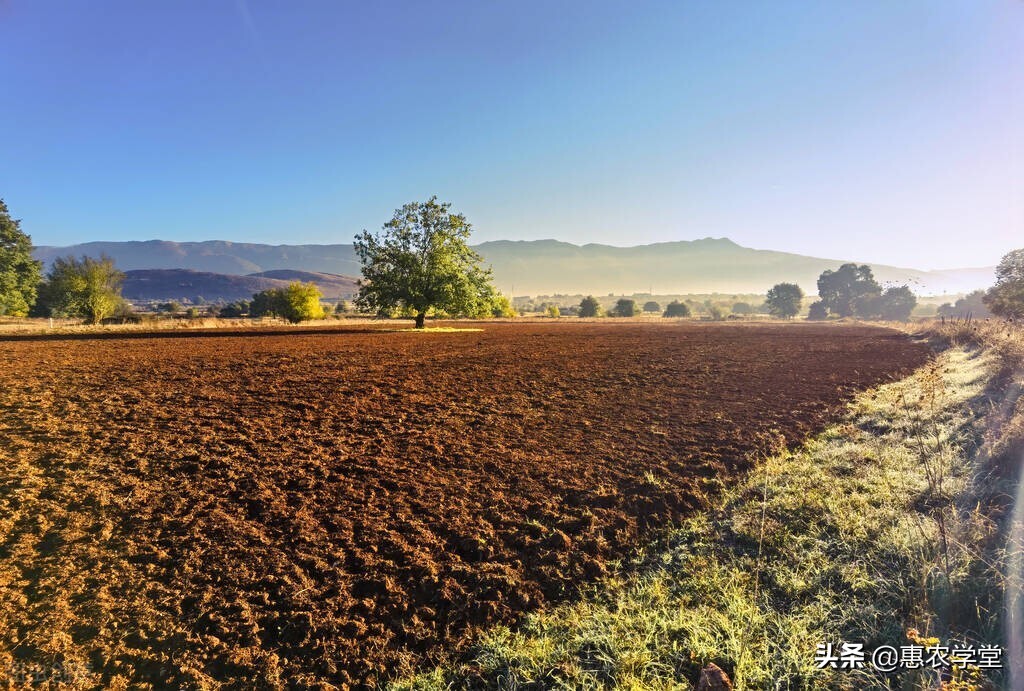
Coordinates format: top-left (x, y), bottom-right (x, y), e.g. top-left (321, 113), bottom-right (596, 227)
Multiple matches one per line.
top-left (643, 301), bottom-right (660, 313)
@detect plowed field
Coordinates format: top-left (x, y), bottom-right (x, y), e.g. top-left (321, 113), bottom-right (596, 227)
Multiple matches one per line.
top-left (0, 322), bottom-right (929, 688)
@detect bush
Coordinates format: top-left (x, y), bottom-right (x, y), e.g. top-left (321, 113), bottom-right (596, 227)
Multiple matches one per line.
top-left (643, 301), bottom-right (660, 313)
top-left (663, 300), bottom-right (690, 318)
top-left (546, 305), bottom-right (560, 318)
top-left (807, 301), bottom-right (828, 321)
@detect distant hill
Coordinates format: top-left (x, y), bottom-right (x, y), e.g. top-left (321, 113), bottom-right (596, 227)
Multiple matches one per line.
top-left (121, 269), bottom-right (357, 303)
top-left (35, 238), bottom-right (994, 296)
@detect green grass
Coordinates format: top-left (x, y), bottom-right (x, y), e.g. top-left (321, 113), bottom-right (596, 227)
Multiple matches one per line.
top-left (393, 343), bottom-right (1015, 690)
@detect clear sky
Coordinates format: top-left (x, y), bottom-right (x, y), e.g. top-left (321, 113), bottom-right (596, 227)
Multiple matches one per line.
top-left (1, 1), bottom-right (1020, 269)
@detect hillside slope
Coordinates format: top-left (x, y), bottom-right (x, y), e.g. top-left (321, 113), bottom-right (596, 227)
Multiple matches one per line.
top-left (35, 238), bottom-right (993, 296)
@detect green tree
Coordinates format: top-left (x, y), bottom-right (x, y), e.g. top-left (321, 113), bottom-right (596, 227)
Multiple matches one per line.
top-left (731, 301), bottom-right (753, 315)
top-left (578, 295), bottom-right (601, 317)
top-left (546, 304), bottom-right (560, 318)
top-left (354, 197), bottom-right (496, 328)
top-left (0, 199), bottom-right (43, 317)
top-left (857, 286), bottom-right (917, 321)
top-left (663, 300), bottom-right (690, 317)
top-left (765, 282), bottom-right (804, 318)
top-left (613, 298), bottom-right (637, 317)
top-left (252, 282), bottom-right (325, 323)
top-left (817, 264), bottom-right (880, 317)
top-left (984, 248), bottom-right (1024, 318)
top-left (643, 300), bottom-right (661, 313)
top-left (38, 255), bottom-right (125, 324)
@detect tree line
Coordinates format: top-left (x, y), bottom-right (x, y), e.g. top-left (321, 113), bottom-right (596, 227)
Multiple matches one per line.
top-left (3, 196), bottom-right (1024, 324)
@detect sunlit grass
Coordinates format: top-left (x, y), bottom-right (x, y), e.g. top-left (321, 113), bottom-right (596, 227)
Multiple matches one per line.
top-left (393, 344), bottom-right (1016, 690)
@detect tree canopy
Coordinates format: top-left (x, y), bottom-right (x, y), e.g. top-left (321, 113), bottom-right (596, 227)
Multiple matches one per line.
top-left (578, 295), bottom-right (601, 318)
top-left (817, 264), bottom-right (880, 318)
top-left (354, 197), bottom-right (499, 328)
top-left (984, 248), bottom-right (1024, 318)
top-left (36, 255), bottom-right (125, 324)
top-left (251, 282), bottom-right (325, 323)
top-left (0, 199), bottom-right (43, 317)
top-left (663, 300), bottom-right (690, 318)
top-left (613, 298), bottom-right (637, 317)
top-left (765, 282), bottom-right (804, 318)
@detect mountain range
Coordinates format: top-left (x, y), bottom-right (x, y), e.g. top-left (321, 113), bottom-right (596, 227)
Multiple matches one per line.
top-left (33, 238), bottom-right (994, 298)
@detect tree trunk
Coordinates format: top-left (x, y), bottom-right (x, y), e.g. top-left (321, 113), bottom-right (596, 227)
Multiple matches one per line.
top-left (414, 312), bottom-right (426, 329)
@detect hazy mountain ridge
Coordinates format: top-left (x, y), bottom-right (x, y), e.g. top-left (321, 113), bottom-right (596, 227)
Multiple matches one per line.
top-left (121, 269), bottom-right (358, 303)
top-left (34, 238), bottom-right (994, 296)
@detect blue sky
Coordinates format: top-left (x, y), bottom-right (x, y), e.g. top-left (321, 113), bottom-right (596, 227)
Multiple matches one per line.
top-left (1, 1), bottom-right (1020, 269)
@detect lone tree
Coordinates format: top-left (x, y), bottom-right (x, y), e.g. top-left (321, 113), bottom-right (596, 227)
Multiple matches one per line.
top-left (643, 300), bottom-right (660, 313)
top-left (663, 300), bottom-right (690, 317)
top-left (354, 197), bottom-right (498, 328)
top-left (37, 255), bottom-right (125, 324)
top-left (578, 295), bottom-right (601, 317)
top-left (984, 248), bottom-right (1024, 318)
top-left (765, 282), bottom-right (804, 318)
top-left (613, 298), bottom-right (637, 317)
top-left (0, 199), bottom-right (43, 317)
top-left (817, 264), bottom-right (880, 318)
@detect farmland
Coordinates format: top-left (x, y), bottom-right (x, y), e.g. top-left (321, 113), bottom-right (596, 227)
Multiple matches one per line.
top-left (0, 322), bottom-right (929, 688)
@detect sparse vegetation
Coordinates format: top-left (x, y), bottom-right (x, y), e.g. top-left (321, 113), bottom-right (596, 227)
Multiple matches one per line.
top-left (399, 334), bottom-right (1020, 689)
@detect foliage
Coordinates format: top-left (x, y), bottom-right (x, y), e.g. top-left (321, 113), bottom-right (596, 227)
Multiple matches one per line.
top-left (335, 300), bottom-right (349, 315)
top-left (218, 300), bottom-right (250, 318)
top-left (546, 304), bottom-right (560, 318)
top-left (807, 300), bottom-right (828, 321)
top-left (157, 301), bottom-right (182, 314)
top-left (0, 199), bottom-right (43, 317)
top-left (354, 197), bottom-right (497, 328)
top-left (937, 290), bottom-right (991, 319)
top-left (578, 295), bottom-right (601, 318)
top-left (487, 293), bottom-right (516, 318)
top-left (662, 300), bottom-right (690, 317)
top-left (984, 248), bottom-right (1024, 318)
top-left (817, 263), bottom-right (880, 317)
top-left (731, 301), bottom-right (753, 315)
top-left (855, 285), bottom-right (918, 321)
top-left (612, 298), bottom-right (637, 317)
top-left (251, 282), bottom-right (325, 323)
top-left (642, 300), bottom-right (660, 313)
top-left (765, 282), bottom-right (804, 318)
top-left (37, 255), bottom-right (125, 324)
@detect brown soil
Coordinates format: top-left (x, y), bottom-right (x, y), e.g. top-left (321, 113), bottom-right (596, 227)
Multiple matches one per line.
top-left (0, 322), bottom-right (929, 689)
